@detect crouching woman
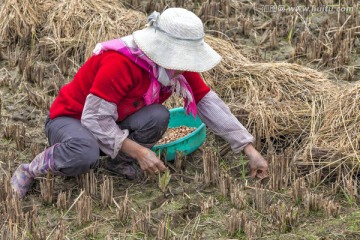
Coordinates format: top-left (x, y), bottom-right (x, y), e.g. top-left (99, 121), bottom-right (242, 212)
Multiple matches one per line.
top-left (11, 8), bottom-right (268, 198)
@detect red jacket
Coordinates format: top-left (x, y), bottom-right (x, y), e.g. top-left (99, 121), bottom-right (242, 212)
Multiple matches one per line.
top-left (49, 51), bottom-right (210, 121)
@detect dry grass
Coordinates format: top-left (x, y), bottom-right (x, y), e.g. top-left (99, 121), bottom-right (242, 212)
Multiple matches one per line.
top-left (0, 0), bottom-right (146, 75)
top-left (40, 0), bottom-right (145, 61)
top-left (313, 82), bottom-right (360, 154)
top-left (203, 35), bottom-right (251, 86)
top-left (0, 0), bottom-right (47, 46)
top-left (295, 82), bottom-right (360, 178)
top-left (208, 61), bottom-right (337, 151)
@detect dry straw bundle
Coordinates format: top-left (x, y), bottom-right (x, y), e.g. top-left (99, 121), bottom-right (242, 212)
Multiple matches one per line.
top-left (0, 0), bottom-right (49, 46)
top-left (313, 82), bottom-right (360, 154)
top-left (205, 35), bottom-right (251, 78)
top-left (296, 82), bottom-right (360, 171)
top-left (0, 0), bottom-right (146, 68)
top-left (203, 35), bottom-right (250, 87)
top-left (39, 0), bottom-right (145, 62)
top-left (209, 61), bottom-right (337, 150)
top-left (220, 63), bottom-right (331, 102)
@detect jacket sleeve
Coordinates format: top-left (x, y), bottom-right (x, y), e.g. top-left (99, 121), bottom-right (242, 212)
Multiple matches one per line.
top-left (197, 90), bottom-right (254, 153)
top-left (81, 94), bottom-right (129, 159)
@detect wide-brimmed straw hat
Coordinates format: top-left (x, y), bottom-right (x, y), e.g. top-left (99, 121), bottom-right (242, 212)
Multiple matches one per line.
top-left (133, 8), bottom-right (221, 72)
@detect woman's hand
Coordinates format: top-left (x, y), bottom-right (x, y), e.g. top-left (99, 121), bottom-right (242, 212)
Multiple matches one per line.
top-left (243, 144), bottom-right (268, 179)
top-left (136, 147), bottom-right (167, 174)
top-left (121, 138), bottom-right (166, 175)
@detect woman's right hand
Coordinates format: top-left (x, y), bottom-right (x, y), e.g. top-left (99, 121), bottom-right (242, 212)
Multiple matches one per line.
top-left (121, 138), bottom-right (166, 175)
top-left (136, 147), bottom-right (166, 174)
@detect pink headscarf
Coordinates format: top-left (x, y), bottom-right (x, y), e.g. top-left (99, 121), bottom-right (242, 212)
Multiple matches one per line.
top-left (93, 35), bottom-right (197, 118)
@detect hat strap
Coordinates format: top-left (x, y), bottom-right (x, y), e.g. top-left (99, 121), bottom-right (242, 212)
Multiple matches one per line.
top-left (146, 11), bottom-right (205, 42)
top-left (146, 11), bottom-right (160, 28)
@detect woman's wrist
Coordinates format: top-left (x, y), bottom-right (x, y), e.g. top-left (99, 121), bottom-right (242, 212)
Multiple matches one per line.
top-left (243, 143), bottom-right (256, 157)
top-left (121, 138), bottom-right (145, 160)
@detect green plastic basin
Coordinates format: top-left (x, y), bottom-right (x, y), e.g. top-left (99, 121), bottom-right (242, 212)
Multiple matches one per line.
top-left (152, 107), bottom-right (206, 161)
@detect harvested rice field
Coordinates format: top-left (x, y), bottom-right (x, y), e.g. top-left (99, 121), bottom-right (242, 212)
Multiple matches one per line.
top-left (0, 0), bottom-right (359, 239)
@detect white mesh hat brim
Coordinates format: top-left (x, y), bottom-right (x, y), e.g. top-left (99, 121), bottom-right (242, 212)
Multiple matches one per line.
top-left (133, 27), bottom-right (222, 72)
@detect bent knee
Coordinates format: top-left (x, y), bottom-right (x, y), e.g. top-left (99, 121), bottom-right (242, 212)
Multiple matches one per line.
top-left (55, 138), bottom-right (99, 176)
top-left (149, 104), bottom-right (170, 127)
top-left (67, 138), bottom-right (99, 159)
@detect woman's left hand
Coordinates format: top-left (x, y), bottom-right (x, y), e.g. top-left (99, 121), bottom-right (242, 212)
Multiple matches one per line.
top-left (243, 144), bottom-right (269, 179)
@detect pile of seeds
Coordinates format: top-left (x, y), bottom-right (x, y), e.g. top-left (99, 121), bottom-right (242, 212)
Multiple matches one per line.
top-left (156, 126), bottom-right (196, 145)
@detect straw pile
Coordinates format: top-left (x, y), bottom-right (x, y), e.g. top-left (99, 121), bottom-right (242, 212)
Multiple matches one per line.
top-left (39, 0), bottom-right (145, 62)
top-left (0, 0), bottom-right (146, 71)
top-left (0, 0), bottom-right (48, 47)
top-left (201, 35), bottom-right (251, 88)
top-left (210, 62), bottom-right (336, 150)
top-left (295, 82), bottom-right (360, 172)
top-left (313, 82), bottom-right (360, 154)
top-left (204, 32), bottom-right (357, 176)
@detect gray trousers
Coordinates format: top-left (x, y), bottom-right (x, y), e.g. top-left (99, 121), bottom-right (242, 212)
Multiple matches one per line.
top-left (45, 104), bottom-right (169, 176)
